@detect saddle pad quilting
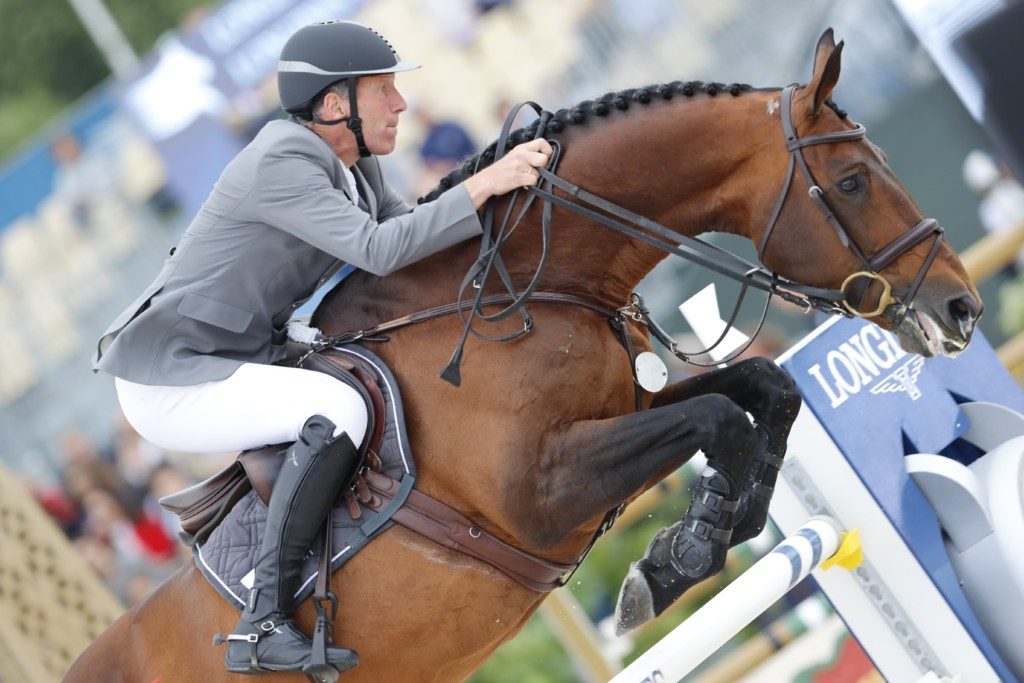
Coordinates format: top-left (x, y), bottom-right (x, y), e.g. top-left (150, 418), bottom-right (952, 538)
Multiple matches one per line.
top-left (193, 345), bottom-right (415, 607)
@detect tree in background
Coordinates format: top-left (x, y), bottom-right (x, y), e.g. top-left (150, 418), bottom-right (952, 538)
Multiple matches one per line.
top-left (0, 0), bottom-right (211, 157)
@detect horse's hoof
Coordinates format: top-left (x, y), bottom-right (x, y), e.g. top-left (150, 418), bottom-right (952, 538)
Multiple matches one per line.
top-left (614, 561), bottom-right (656, 635)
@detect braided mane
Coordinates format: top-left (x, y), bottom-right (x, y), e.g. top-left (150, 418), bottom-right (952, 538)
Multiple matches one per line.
top-left (418, 81), bottom-right (753, 204)
top-left (417, 80), bottom-right (849, 204)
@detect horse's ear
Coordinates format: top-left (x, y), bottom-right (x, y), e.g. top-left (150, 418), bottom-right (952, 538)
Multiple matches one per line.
top-left (806, 28), bottom-right (844, 115)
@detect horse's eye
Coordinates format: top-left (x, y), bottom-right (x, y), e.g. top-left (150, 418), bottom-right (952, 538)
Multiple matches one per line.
top-left (838, 176), bottom-right (860, 194)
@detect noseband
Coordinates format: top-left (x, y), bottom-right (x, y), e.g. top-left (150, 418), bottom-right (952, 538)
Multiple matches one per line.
top-left (759, 84), bottom-right (944, 322)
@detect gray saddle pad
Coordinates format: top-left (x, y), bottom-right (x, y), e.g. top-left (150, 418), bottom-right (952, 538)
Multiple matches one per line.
top-left (193, 345), bottom-right (415, 608)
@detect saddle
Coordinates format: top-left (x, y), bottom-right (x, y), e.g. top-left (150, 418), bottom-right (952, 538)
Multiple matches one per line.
top-left (159, 347), bottom-right (579, 594)
top-left (159, 349), bottom-right (386, 546)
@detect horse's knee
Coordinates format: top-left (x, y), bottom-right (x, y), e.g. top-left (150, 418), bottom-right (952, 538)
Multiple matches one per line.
top-left (738, 357), bottom-right (802, 417)
top-left (690, 393), bottom-right (751, 437)
top-left (761, 359), bottom-right (801, 412)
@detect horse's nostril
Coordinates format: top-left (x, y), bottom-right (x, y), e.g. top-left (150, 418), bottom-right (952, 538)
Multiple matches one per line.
top-left (946, 293), bottom-right (981, 337)
top-left (949, 297), bottom-right (971, 323)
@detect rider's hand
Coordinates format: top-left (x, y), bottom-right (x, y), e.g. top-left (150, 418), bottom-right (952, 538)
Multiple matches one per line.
top-left (463, 138), bottom-right (553, 208)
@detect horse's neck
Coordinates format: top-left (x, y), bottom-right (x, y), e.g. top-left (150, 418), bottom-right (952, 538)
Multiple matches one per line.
top-left (320, 93), bottom-right (778, 329)
top-left (499, 94), bottom-right (776, 305)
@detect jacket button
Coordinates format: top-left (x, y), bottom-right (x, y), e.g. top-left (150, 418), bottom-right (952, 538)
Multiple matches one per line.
top-left (169, 246), bottom-right (176, 256)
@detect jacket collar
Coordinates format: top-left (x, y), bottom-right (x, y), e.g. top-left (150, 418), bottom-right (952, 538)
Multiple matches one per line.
top-left (350, 163), bottom-right (378, 220)
top-left (285, 117), bottom-right (378, 220)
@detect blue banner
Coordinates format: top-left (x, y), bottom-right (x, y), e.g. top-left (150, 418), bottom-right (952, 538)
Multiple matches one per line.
top-left (782, 317), bottom-right (1024, 558)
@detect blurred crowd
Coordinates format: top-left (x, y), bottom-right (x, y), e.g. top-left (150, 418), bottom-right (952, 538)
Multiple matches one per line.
top-left (961, 149), bottom-right (1024, 336)
top-left (28, 417), bottom-right (202, 606)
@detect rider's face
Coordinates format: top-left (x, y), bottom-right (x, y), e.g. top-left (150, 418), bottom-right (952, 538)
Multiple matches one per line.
top-left (353, 74), bottom-right (407, 156)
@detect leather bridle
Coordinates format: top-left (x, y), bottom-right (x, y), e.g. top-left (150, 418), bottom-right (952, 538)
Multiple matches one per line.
top-left (759, 84), bottom-right (944, 322)
top-left (331, 87), bottom-right (948, 378)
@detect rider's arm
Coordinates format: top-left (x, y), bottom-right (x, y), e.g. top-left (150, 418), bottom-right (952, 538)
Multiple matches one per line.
top-left (371, 138), bottom-right (556, 215)
top-left (253, 148), bottom-right (481, 276)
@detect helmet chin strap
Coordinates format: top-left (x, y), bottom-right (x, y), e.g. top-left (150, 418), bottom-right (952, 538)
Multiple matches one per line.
top-left (345, 76), bottom-right (371, 158)
top-left (309, 76), bottom-right (372, 158)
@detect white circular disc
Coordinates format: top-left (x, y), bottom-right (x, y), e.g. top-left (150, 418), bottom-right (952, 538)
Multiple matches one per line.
top-left (634, 351), bottom-right (668, 392)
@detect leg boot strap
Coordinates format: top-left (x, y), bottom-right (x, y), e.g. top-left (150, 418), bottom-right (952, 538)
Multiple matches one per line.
top-left (732, 445), bottom-right (786, 546)
top-left (687, 468), bottom-right (740, 526)
top-left (690, 487), bottom-right (740, 520)
top-left (745, 480), bottom-right (774, 500)
top-left (686, 517), bottom-right (733, 544)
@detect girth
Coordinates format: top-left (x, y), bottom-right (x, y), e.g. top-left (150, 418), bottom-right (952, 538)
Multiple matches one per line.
top-left (355, 469), bottom-right (577, 592)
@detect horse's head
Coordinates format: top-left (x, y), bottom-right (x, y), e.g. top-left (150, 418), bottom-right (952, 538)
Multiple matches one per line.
top-left (754, 29), bottom-right (981, 358)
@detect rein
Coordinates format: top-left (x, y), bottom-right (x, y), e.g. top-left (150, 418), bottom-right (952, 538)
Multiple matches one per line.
top-left (437, 102), bottom-right (560, 386)
top-left (326, 85), bottom-right (947, 371)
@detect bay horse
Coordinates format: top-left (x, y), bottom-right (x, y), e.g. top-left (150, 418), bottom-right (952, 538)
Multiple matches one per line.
top-left (66, 30), bottom-right (980, 682)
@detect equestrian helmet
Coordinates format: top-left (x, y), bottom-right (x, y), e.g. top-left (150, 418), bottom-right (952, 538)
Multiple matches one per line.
top-left (277, 20), bottom-right (419, 116)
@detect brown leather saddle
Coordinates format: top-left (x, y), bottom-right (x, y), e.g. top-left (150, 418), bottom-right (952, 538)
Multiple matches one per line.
top-left (159, 349), bottom-right (386, 546)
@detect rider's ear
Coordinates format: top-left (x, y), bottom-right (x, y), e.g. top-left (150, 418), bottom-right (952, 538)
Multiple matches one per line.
top-left (326, 91), bottom-right (348, 119)
top-left (805, 28), bottom-right (844, 116)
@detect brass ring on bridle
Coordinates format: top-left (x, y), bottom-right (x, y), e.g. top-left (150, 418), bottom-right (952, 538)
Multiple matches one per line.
top-left (840, 271), bottom-right (896, 318)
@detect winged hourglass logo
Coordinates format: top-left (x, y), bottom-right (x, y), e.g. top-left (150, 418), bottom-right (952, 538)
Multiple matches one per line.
top-left (869, 356), bottom-right (926, 401)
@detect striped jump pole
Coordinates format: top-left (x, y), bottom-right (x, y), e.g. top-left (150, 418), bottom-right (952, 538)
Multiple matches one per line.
top-left (611, 516), bottom-right (861, 683)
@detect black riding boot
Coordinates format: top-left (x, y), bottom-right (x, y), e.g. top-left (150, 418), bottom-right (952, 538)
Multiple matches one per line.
top-left (222, 415), bottom-right (361, 677)
top-left (614, 466), bottom-right (739, 634)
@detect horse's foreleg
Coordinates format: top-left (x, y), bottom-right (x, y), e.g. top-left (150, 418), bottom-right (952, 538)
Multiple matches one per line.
top-left (541, 393), bottom-right (760, 634)
top-left (651, 357), bottom-right (802, 545)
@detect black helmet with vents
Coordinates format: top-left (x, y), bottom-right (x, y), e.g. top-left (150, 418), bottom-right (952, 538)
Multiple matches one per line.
top-left (277, 21), bottom-right (419, 156)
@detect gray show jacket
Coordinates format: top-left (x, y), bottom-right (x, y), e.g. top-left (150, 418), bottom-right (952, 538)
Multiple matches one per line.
top-left (93, 119), bottom-right (481, 386)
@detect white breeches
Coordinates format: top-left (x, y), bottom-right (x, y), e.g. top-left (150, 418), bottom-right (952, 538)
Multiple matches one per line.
top-left (115, 362), bottom-right (369, 454)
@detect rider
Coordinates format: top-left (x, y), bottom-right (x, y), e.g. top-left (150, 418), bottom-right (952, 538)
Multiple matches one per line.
top-left (92, 20), bottom-right (552, 676)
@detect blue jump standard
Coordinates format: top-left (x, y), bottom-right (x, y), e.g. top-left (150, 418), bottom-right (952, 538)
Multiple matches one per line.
top-left (780, 316), bottom-right (1023, 683)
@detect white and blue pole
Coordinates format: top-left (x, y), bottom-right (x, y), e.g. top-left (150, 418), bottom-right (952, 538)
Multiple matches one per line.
top-left (611, 516), bottom-right (856, 683)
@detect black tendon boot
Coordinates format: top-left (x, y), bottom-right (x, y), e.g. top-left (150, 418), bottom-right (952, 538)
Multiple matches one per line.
top-left (731, 431), bottom-right (785, 546)
top-left (221, 415), bottom-right (361, 677)
top-left (614, 466), bottom-right (739, 635)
